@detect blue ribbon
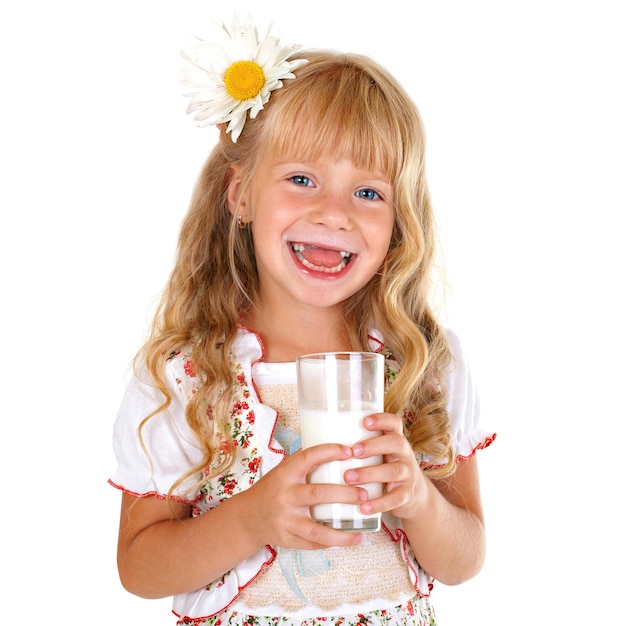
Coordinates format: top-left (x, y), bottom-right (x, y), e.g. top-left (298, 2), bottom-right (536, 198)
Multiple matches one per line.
top-left (277, 546), bottom-right (331, 602)
top-left (274, 425), bottom-right (329, 600)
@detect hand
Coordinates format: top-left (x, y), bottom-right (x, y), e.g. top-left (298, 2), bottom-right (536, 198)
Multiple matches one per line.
top-left (344, 412), bottom-right (428, 521)
top-left (240, 443), bottom-right (367, 550)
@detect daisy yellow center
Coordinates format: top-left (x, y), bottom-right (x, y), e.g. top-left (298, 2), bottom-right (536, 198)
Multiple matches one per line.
top-left (224, 61), bottom-right (266, 100)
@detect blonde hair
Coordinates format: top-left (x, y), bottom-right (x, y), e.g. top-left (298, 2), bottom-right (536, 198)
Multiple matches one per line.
top-left (138, 50), bottom-right (455, 495)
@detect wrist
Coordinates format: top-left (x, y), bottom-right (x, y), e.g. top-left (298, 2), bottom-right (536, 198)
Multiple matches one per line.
top-left (395, 473), bottom-right (435, 522)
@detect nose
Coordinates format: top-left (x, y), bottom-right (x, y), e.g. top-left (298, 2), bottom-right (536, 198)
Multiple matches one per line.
top-left (311, 192), bottom-right (353, 230)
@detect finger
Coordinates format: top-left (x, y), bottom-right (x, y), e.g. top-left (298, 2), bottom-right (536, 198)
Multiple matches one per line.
top-left (296, 520), bottom-right (364, 549)
top-left (361, 412), bottom-right (404, 435)
top-left (298, 443), bottom-right (353, 475)
top-left (344, 459), bottom-right (410, 488)
top-left (283, 444), bottom-right (353, 482)
top-left (352, 432), bottom-right (409, 459)
top-left (357, 489), bottom-right (407, 516)
top-left (297, 482), bottom-right (369, 507)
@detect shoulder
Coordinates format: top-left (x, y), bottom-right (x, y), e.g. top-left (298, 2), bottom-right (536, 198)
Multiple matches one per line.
top-left (440, 327), bottom-right (479, 421)
top-left (443, 327), bottom-right (463, 358)
top-left (442, 327), bottom-right (472, 385)
top-left (441, 329), bottom-right (496, 458)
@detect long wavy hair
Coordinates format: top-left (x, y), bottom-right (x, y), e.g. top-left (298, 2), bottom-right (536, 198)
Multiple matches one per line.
top-left (137, 50), bottom-right (455, 495)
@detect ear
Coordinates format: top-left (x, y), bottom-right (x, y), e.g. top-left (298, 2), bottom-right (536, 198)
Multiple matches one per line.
top-left (226, 163), bottom-right (249, 219)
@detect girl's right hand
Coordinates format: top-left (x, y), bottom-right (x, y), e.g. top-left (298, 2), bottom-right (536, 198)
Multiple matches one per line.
top-left (239, 443), bottom-right (366, 550)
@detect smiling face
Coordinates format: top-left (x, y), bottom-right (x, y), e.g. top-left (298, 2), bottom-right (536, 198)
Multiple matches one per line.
top-left (229, 155), bottom-right (395, 317)
top-left (220, 52), bottom-right (433, 338)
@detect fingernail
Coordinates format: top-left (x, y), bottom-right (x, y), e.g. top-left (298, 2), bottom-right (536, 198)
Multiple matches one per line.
top-left (352, 444), bottom-right (363, 457)
top-left (344, 470), bottom-right (358, 483)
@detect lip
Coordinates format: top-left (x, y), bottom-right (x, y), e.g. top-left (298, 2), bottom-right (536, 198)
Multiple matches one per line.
top-left (288, 241), bottom-right (356, 275)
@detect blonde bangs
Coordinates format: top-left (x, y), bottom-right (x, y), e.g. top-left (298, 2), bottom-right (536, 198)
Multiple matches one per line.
top-left (254, 52), bottom-right (410, 182)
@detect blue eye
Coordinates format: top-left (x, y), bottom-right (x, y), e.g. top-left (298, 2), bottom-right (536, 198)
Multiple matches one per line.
top-left (290, 175), bottom-right (312, 187)
top-left (356, 188), bottom-right (380, 200)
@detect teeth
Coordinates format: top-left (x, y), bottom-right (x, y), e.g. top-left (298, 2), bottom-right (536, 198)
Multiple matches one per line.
top-left (290, 243), bottom-right (352, 273)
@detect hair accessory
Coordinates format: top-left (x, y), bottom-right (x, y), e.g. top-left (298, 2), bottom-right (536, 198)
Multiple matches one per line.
top-left (181, 15), bottom-right (308, 143)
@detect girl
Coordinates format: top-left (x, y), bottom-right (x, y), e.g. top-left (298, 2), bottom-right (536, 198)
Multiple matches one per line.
top-left (110, 16), bottom-right (495, 626)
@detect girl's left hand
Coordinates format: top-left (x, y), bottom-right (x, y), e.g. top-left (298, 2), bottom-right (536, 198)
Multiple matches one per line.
top-left (344, 412), bottom-right (426, 521)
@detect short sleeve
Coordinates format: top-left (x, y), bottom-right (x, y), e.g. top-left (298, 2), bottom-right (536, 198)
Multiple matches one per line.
top-left (443, 329), bottom-right (495, 461)
top-left (108, 363), bottom-right (204, 501)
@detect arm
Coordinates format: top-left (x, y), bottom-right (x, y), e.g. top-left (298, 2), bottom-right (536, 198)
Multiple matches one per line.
top-left (117, 492), bottom-right (257, 598)
top-left (402, 456), bottom-right (485, 584)
top-left (116, 442), bottom-right (367, 599)
top-left (346, 413), bottom-right (486, 585)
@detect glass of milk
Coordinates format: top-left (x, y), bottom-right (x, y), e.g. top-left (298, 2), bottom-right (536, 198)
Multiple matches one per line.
top-left (296, 352), bottom-right (384, 532)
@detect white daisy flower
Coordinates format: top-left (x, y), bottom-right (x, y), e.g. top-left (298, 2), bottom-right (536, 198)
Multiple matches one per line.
top-left (181, 15), bottom-right (308, 142)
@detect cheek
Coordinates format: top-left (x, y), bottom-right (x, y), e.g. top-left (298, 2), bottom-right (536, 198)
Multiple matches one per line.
top-left (378, 216), bottom-right (396, 253)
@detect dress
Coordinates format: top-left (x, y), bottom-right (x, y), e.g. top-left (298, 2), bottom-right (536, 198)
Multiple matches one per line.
top-left (109, 328), bottom-right (495, 625)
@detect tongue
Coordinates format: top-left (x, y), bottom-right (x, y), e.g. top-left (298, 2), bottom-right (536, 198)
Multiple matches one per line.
top-left (300, 246), bottom-right (344, 268)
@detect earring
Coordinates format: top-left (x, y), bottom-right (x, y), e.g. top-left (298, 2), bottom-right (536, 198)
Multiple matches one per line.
top-left (237, 215), bottom-right (248, 229)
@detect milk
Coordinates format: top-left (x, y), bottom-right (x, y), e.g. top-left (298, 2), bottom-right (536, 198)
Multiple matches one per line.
top-left (300, 402), bottom-right (383, 531)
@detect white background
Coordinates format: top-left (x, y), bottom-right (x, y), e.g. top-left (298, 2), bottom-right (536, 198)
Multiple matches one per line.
top-left (1, 0), bottom-right (624, 623)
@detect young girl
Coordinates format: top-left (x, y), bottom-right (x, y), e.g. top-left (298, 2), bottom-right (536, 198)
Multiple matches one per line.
top-left (110, 16), bottom-right (494, 626)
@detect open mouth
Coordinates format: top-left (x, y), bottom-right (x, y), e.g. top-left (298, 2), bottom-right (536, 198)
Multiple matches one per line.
top-left (290, 243), bottom-right (353, 274)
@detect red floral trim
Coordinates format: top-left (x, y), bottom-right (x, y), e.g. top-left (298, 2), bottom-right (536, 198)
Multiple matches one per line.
top-left (382, 522), bottom-right (433, 598)
top-left (244, 326), bottom-right (286, 462)
top-left (419, 432), bottom-right (497, 470)
top-left (237, 324), bottom-right (266, 356)
top-left (367, 333), bottom-right (385, 353)
top-left (107, 479), bottom-right (201, 505)
top-left (254, 386), bottom-right (287, 461)
top-left (457, 432), bottom-right (497, 461)
top-left (173, 546), bottom-right (278, 624)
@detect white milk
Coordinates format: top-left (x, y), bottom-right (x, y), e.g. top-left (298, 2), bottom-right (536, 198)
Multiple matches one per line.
top-left (300, 403), bottom-right (383, 530)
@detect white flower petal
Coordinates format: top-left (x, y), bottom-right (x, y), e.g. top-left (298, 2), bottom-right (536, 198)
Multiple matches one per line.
top-left (188, 93), bottom-right (233, 120)
top-left (249, 94), bottom-right (268, 119)
top-left (227, 112), bottom-right (247, 143)
top-left (256, 36), bottom-right (282, 66)
top-left (181, 67), bottom-right (223, 89)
